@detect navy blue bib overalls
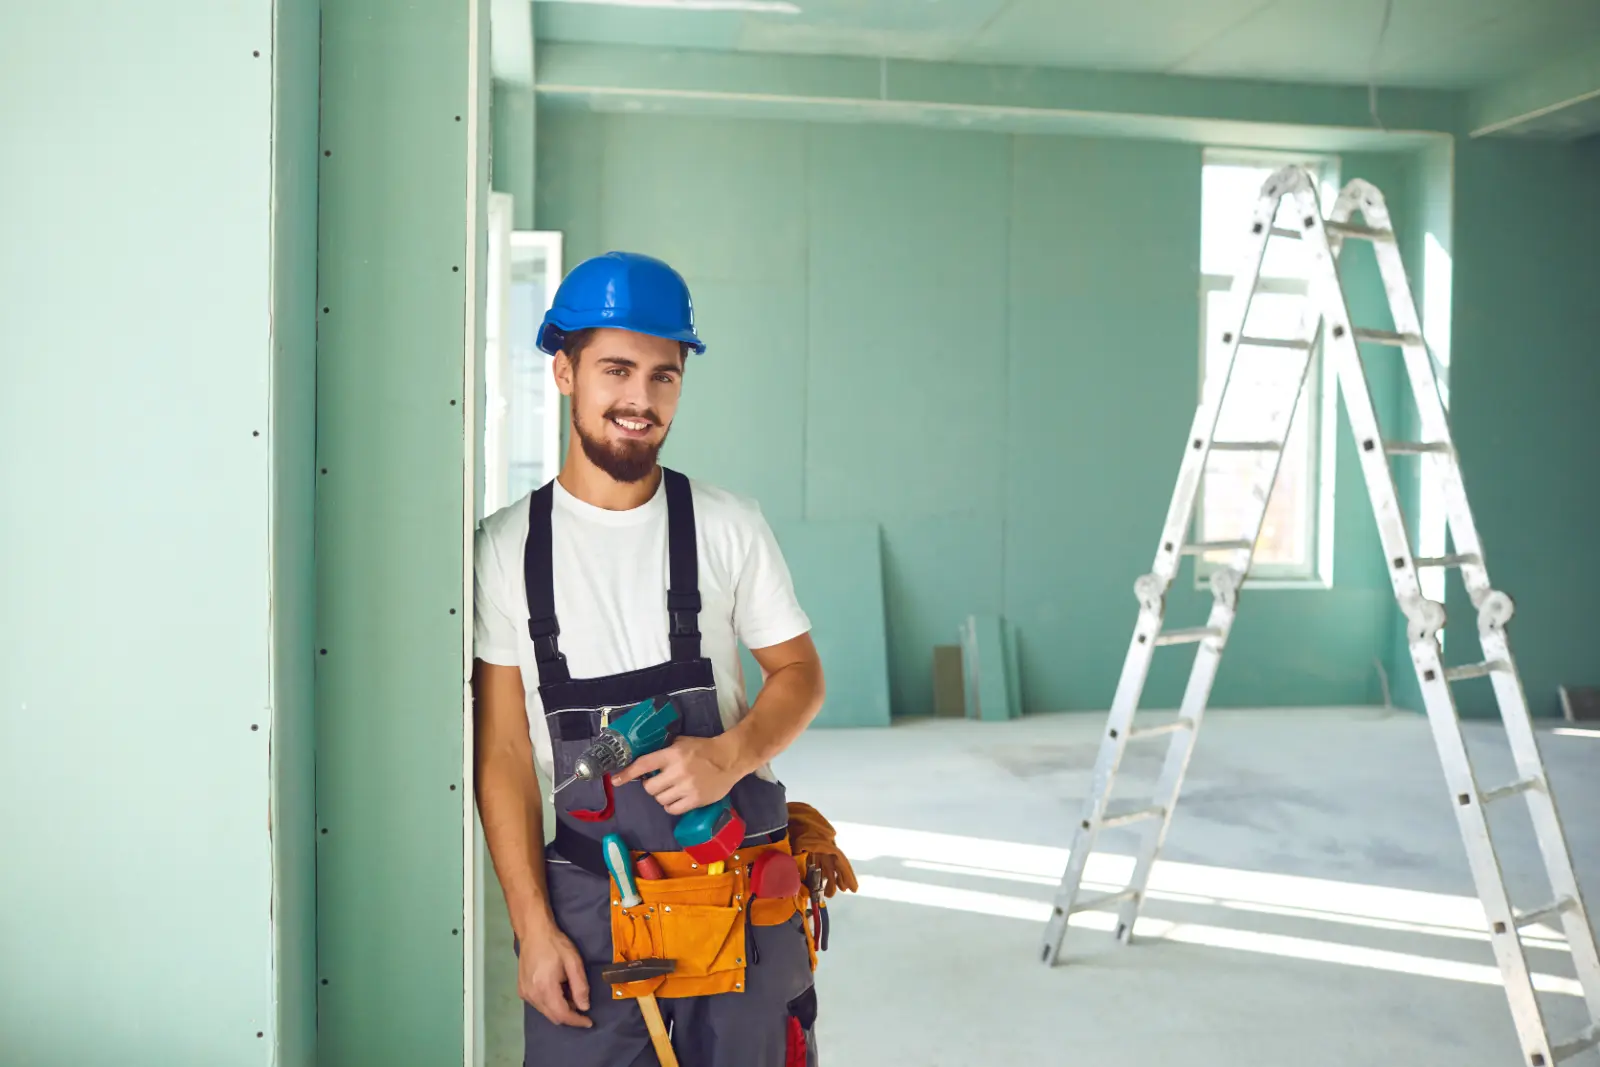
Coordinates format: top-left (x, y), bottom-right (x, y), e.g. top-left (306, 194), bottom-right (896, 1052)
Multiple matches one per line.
top-left (520, 469), bottom-right (819, 1067)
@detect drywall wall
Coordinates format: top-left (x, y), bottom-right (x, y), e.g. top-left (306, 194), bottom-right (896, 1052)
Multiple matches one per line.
top-left (1443, 136), bottom-right (1600, 718)
top-left (0, 2), bottom-right (314, 1063)
top-left (315, 0), bottom-right (485, 1062)
top-left (492, 81), bottom-right (537, 230)
top-left (536, 109), bottom-right (1425, 716)
top-left (271, 1), bottom-right (322, 1065)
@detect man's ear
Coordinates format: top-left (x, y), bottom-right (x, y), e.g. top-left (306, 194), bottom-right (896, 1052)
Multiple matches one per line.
top-left (552, 351), bottom-right (576, 397)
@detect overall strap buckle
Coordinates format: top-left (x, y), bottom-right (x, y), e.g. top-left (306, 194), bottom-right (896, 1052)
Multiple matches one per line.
top-left (527, 615), bottom-right (566, 666)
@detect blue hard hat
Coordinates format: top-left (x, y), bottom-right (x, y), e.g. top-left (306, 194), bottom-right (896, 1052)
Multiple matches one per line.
top-left (537, 251), bottom-right (706, 356)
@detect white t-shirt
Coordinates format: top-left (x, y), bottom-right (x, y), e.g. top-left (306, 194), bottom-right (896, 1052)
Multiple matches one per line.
top-left (472, 474), bottom-right (811, 787)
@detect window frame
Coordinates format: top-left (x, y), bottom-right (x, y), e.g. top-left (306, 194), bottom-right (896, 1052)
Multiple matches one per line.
top-left (1194, 149), bottom-right (1341, 590)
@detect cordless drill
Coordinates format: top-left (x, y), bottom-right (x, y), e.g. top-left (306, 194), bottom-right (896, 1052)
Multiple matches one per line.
top-left (554, 696), bottom-right (745, 865)
top-left (552, 696), bottom-right (681, 794)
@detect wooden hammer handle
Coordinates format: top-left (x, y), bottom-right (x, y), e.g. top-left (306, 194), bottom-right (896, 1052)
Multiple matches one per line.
top-left (638, 993), bottom-right (680, 1067)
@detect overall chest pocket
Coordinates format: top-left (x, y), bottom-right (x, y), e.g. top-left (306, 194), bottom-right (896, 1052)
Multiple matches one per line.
top-left (547, 707), bottom-right (608, 813)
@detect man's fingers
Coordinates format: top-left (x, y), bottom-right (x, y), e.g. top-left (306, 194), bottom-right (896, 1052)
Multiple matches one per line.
top-left (563, 946), bottom-right (591, 1011)
top-left (653, 784), bottom-right (694, 813)
top-left (613, 751), bottom-right (668, 786)
top-left (532, 983), bottom-right (591, 1028)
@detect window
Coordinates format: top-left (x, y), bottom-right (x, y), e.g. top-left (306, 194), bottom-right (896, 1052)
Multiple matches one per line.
top-left (483, 216), bottom-right (564, 514)
top-left (1196, 150), bottom-right (1339, 586)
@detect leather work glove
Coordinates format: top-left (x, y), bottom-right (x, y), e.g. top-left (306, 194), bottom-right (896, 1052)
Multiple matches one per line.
top-left (786, 801), bottom-right (858, 898)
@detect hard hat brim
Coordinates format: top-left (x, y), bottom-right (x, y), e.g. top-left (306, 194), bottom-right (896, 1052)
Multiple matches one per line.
top-left (537, 317), bottom-right (706, 357)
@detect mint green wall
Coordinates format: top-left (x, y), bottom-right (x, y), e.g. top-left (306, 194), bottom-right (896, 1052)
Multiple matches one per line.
top-left (0, 3), bottom-right (317, 1064)
top-left (537, 109), bottom-right (1426, 716)
top-left (492, 81), bottom-right (537, 229)
top-left (1384, 140), bottom-right (1456, 714)
top-left (316, 1), bottom-right (484, 1061)
top-left (271, 1), bottom-right (322, 1065)
top-left (1441, 137), bottom-right (1600, 718)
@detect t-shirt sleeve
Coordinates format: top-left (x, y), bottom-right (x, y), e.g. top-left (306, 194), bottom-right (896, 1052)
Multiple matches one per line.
top-left (473, 520), bottom-right (523, 667)
top-left (732, 504), bottom-right (812, 651)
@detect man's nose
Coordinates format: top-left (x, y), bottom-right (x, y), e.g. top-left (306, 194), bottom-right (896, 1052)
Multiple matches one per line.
top-left (619, 375), bottom-right (653, 410)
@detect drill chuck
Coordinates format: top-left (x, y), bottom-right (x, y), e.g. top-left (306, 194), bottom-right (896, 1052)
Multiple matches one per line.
top-left (571, 729), bottom-right (632, 784)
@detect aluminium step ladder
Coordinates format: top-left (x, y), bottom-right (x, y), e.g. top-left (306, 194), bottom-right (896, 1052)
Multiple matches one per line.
top-left (1039, 165), bottom-right (1600, 1067)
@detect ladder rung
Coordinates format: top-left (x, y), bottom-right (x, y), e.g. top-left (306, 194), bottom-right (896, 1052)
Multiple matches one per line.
top-left (1384, 441), bottom-right (1450, 456)
top-left (1352, 327), bottom-right (1423, 347)
top-left (1444, 660), bottom-right (1509, 682)
top-left (1269, 226), bottom-right (1302, 240)
top-left (1480, 776), bottom-right (1541, 804)
top-left (1415, 553), bottom-right (1481, 569)
top-left (1099, 806), bottom-right (1165, 830)
top-left (1325, 220), bottom-right (1393, 242)
top-left (1515, 896), bottom-right (1574, 931)
top-left (1239, 335), bottom-right (1313, 351)
top-left (1210, 441), bottom-right (1282, 453)
top-left (1128, 720), bottom-right (1192, 742)
top-left (1181, 540), bottom-right (1253, 555)
top-left (1154, 627), bottom-right (1222, 647)
top-left (1069, 888), bottom-right (1139, 914)
top-left (1552, 1022), bottom-right (1600, 1063)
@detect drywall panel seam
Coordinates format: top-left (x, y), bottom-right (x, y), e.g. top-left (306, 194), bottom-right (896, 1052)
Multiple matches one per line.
top-left (1000, 132), bottom-right (1014, 661)
top-left (462, 1), bottom-right (484, 1063)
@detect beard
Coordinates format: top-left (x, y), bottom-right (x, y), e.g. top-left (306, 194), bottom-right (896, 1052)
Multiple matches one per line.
top-left (571, 389), bottom-right (670, 484)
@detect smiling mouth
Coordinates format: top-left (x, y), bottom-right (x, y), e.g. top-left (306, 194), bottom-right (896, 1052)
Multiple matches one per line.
top-left (609, 415), bottom-right (655, 436)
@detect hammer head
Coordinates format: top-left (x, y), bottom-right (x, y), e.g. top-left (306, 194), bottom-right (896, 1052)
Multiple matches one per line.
top-left (602, 959), bottom-right (676, 986)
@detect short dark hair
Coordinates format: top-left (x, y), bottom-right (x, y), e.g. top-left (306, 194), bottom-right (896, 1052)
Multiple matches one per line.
top-left (560, 327), bottom-right (690, 369)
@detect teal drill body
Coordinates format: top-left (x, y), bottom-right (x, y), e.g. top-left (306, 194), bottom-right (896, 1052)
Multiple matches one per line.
top-left (557, 696), bottom-right (746, 866)
top-left (562, 697), bottom-right (681, 788)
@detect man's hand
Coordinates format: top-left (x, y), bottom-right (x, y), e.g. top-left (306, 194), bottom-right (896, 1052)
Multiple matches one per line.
top-left (519, 924), bottom-right (592, 1029)
top-left (612, 734), bottom-right (742, 816)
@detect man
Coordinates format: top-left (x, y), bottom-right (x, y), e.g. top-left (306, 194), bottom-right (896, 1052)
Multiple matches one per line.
top-left (472, 251), bottom-right (830, 1067)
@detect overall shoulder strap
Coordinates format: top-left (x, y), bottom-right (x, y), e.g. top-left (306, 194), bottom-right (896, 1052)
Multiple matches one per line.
top-left (662, 469), bottom-right (702, 663)
top-left (522, 481), bottom-right (570, 686)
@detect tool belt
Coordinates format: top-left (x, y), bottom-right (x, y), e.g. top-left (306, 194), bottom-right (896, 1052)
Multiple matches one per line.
top-left (551, 822), bottom-right (819, 1000)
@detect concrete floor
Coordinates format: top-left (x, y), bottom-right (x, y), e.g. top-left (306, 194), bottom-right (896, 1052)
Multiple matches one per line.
top-left (489, 707), bottom-right (1600, 1066)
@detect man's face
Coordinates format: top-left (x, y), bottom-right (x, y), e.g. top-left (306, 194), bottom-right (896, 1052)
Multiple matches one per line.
top-left (554, 327), bottom-right (684, 484)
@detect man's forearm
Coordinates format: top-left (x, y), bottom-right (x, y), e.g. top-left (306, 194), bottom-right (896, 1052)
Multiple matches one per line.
top-left (722, 657), bottom-right (824, 779)
top-left (477, 749), bottom-right (560, 942)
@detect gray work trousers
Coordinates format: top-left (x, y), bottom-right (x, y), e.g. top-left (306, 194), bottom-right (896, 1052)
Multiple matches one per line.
top-left (522, 857), bottom-right (820, 1067)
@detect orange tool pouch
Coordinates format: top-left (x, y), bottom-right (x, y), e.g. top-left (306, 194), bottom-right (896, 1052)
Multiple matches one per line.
top-left (608, 837), bottom-right (819, 1000)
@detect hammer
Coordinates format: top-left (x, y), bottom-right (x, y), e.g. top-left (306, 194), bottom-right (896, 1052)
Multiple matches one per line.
top-left (601, 959), bottom-right (680, 1067)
